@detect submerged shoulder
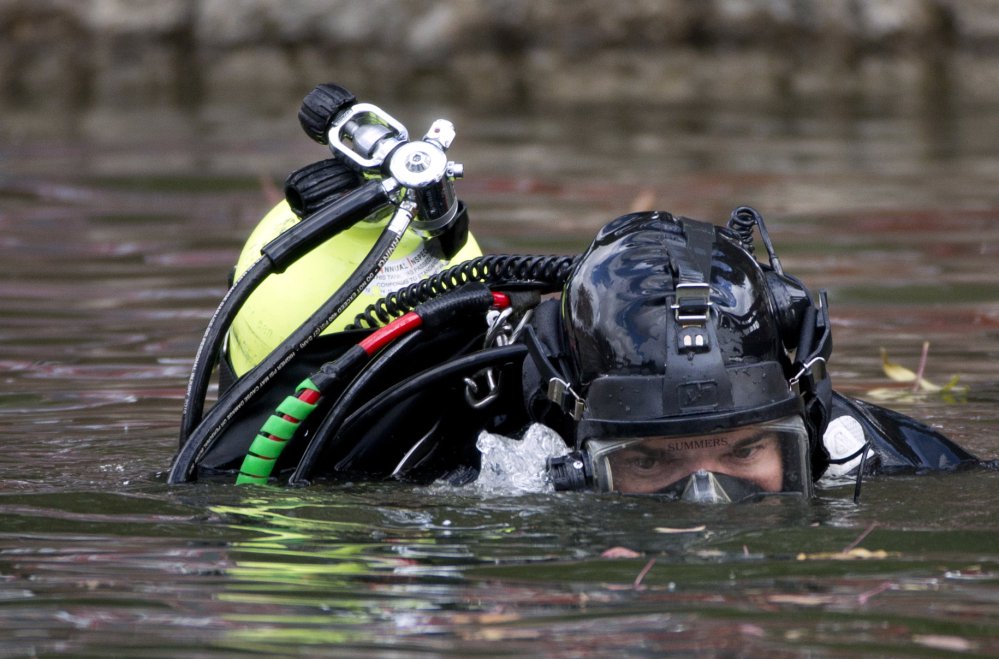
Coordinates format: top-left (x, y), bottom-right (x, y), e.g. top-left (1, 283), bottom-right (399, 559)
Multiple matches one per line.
top-left (820, 391), bottom-right (978, 479)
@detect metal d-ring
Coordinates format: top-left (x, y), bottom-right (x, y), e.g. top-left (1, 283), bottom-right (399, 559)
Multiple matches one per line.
top-left (462, 308), bottom-right (534, 409)
top-left (464, 368), bottom-right (503, 409)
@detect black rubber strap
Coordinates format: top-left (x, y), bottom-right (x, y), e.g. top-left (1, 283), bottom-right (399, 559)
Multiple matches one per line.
top-left (522, 325), bottom-right (563, 385)
top-left (670, 218), bottom-right (715, 286)
top-left (522, 324), bottom-right (583, 418)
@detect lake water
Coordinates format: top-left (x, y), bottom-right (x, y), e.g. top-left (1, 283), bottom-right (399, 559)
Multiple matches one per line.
top-left (2, 85), bottom-right (999, 655)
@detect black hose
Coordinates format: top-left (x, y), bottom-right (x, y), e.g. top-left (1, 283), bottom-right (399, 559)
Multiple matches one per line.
top-left (290, 285), bottom-right (498, 485)
top-left (289, 343), bottom-right (529, 484)
top-left (853, 443), bottom-right (872, 504)
top-left (287, 330), bottom-right (426, 485)
top-left (177, 179), bottom-right (391, 446)
top-left (178, 256), bottom-right (272, 446)
top-left (169, 203), bottom-right (407, 484)
top-left (347, 254), bottom-right (578, 329)
top-left (727, 206), bottom-right (758, 253)
top-left (336, 344), bottom-right (529, 472)
top-left (293, 325), bottom-right (487, 486)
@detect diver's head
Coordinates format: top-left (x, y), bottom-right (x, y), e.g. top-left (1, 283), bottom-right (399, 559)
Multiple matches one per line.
top-left (542, 210), bottom-right (832, 500)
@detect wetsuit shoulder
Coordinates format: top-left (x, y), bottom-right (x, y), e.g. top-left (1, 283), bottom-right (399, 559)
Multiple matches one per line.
top-left (822, 391), bottom-right (978, 476)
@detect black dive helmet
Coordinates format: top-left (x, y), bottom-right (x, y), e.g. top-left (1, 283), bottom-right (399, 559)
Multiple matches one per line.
top-left (541, 208), bottom-right (833, 495)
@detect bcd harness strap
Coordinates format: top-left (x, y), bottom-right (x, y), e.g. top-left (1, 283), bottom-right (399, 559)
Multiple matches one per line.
top-left (677, 217), bottom-right (833, 444)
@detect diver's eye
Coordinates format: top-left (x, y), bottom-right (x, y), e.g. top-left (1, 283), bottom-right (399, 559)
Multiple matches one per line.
top-left (730, 444), bottom-right (758, 460)
top-left (613, 450), bottom-right (671, 474)
top-left (629, 455), bottom-right (659, 471)
top-left (727, 436), bottom-right (777, 462)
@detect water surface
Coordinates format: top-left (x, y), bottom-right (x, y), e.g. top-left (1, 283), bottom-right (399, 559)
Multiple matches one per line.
top-left (2, 88), bottom-right (998, 655)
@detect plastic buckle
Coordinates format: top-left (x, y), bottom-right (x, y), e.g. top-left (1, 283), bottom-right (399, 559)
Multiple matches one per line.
top-left (547, 377), bottom-right (586, 421)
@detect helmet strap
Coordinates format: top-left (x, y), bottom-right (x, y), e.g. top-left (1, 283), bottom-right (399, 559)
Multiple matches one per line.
top-left (669, 219), bottom-right (717, 350)
top-left (790, 289), bottom-right (834, 475)
top-left (522, 324), bottom-right (585, 421)
top-left (660, 219), bottom-right (734, 414)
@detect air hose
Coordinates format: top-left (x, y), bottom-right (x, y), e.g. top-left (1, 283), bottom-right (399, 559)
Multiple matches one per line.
top-left (286, 285), bottom-right (510, 485)
top-left (235, 379), bottom-right (322, 484)
top-left (235, 332), bottom-right (424, 484)
top-left (234, 320), bottom-right (427, 485)
top-left (178, 177), bottom-right (388, 446)
top-left (179, 256), bottom-right (272, 444)
top-left (347, 253), bottom-right (578, 329)
top-left (288, 344), bottom-right (528, 484)
top-left (234, 284), bottom-right (508, 485)
top-left (168, 199), bottom-right (409, 484)
top-left (329, 344), bottom-right (530, 478)
top-left (286, 328), bottom-right (480, 484)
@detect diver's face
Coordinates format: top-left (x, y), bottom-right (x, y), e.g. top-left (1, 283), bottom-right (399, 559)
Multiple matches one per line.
top-left (602, 426), bottom-right (784, 494)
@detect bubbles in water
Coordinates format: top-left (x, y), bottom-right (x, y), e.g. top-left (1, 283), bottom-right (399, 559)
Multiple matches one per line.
top-left (472, 424), bottom-right (570, 495)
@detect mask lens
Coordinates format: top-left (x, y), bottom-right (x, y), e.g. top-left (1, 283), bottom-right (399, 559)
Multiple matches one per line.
top-left (585, 416), bottom-right (810, 500)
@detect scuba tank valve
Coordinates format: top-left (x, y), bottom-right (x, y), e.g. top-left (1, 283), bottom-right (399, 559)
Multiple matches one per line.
top-left (326, 102), bottom-right (409, 169)
top-left (300, 84), bottom-right (464, 241)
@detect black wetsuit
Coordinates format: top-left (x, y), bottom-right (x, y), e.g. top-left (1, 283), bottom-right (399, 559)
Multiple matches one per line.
top-left (822, 392), bottom-right (978, 478)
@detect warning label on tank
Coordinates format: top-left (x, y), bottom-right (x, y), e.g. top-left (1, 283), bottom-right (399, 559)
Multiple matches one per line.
top-left (365, 242), bottom-right (445, 297)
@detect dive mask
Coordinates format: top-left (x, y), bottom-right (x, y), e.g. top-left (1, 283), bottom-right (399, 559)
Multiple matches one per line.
top-left (548, 416), bottom-right (812, 502)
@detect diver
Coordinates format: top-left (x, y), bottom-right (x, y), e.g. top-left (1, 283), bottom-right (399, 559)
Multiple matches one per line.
top-left (168, 83), bottom-right (988, 501)
top-left (521, 208), bottom-right (982, 502)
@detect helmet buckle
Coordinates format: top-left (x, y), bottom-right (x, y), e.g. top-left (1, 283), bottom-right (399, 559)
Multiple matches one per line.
top-left (672, 282), bottom-right (712, 324)
top-left (547, 377), bottom-right (586, 421)
top-left (673, 283), bottom-right (712, 352)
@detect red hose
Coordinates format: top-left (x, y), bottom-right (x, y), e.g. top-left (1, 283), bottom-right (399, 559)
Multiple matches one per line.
top-left (358, 291), bottom-right (510, 356)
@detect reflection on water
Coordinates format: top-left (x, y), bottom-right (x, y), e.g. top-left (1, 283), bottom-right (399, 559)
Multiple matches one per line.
top-left (1, 83), bottom-right (999, 654)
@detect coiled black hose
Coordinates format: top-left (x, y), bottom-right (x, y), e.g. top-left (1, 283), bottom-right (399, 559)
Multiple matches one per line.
top-left (347, 253), bottom-right (579, 329)
top-left (727, 206), bottom-right (759, 253)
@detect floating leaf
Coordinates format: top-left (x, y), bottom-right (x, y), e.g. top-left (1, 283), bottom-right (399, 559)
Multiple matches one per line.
top-left (654, 525), bottom-right (707, 534)
top-left (941, 374), bottom-right (962, 391)
top-left (880, 348), bottom-right (917, 382)
top-left (864, 387), bottom-right (918, 402)
top-left (912, 635), bottom-right (976, 653)
top-left (796, 547), bottom-right (893, 561)
top-left (869, 348), bottom-right (967, 402)
top-left (880, 348), bottom-right (940, 391)
top-left (940, 374), bottom-right (968, 397)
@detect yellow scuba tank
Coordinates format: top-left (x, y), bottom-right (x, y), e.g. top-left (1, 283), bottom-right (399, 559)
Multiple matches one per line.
top-left (226, 199), bottom-right (482, 375)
